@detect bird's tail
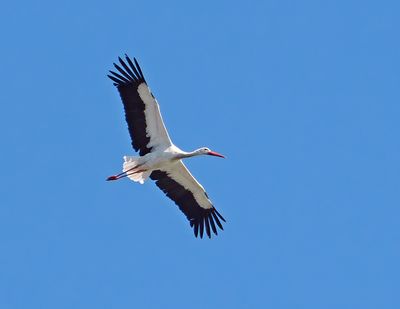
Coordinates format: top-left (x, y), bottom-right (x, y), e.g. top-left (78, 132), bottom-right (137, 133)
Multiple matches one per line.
top-left (123, 156), bottom-right (150, 184)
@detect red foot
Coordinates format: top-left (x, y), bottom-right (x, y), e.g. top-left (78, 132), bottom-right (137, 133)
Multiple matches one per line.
top-left (106, 175), bottom-right (118, 181)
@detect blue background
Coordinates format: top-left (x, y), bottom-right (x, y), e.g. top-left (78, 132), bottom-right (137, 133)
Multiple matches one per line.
top-left (1, 1), bottom-right (399, 308)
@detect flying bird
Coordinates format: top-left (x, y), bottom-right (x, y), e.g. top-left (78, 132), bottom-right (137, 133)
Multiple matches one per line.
top-left (106, 55), bottom-right (226, 238)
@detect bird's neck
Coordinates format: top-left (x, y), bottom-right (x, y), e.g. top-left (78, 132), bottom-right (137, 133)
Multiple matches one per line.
top-left (178, 149), bottom-right (202, 159)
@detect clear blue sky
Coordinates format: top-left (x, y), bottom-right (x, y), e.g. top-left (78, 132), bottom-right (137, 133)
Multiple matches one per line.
top-left (1, 1), bottom-right (399, 308)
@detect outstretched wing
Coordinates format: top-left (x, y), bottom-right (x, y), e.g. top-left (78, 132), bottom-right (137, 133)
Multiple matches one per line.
top-left (108, 55), bottom-right (172, 155)
top-left (150, 161), bottom-right (226, 238)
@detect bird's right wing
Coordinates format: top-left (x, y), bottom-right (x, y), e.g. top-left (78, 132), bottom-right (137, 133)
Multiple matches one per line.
top-left (108, 55), bottom-right (173, 156)
top-left (150, 161), bottom-right (226, 238)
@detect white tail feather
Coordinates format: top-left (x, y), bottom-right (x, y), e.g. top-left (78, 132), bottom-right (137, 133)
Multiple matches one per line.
top-left (123, 156), bottom-right (150, 184)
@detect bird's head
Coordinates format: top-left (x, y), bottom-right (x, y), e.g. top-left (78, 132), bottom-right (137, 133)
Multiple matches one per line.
top-left (198, 147), bottom-right (225, 158)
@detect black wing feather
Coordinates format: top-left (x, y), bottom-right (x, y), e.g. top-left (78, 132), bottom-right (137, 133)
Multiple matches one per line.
top-left (134, 58), bottom-right (146, 80)
top-left (199, 218), bottom-right (204, 239)
top-left (118, 57), bottom-right (138, 81)
top-left (208, 214), bottom-right (217, 235)
top-left (150, 170), bottom-right (225, 238)
top-left (204, 215), bottom-right (211, 238)
top-left (211, 211), bottom-right (224, 230)
top-left (107, 74), bottom-right (122, 86)
top-left (214, 208), bottom-right (226, 222)
top-left (113, 63), bottom-right (134, 82)
top-left (125, 55), bottom-right (145, 82)
top-left (107, 55), bottom-right (151, 155)
top-left (109, 70), bottom-right (131, 84)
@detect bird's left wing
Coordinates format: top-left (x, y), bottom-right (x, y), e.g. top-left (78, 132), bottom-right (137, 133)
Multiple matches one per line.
top-left (108, 55), bottom-right (172, 156)
top-left (150, 161), bottom-right (225, 238)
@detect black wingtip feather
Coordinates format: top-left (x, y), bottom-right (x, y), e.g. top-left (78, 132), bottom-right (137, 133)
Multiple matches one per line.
top-left (125, 55), bottom-right (142, 80)
top-left (125, 56), bottom-right (140, 80)
top-left (118, 56), bottom-right (138, 81)
top-left (134, 57), bottom-right (145, 81)
top-left (107, 74), bottom-right (123, 85)
top-left (205, 216), bottom-right (211, 238)
top-left (209, 214), bottom-right (217, 235)
top-left (108, 54), bottom-right (146, 85)
top-left (214, 208), bottom-right (226, 222)
top-left (109, 70), bottom-right (130, 84)
top-left (211, 211), bottom-right (224, 230)
top-left (113, 62), bottom-right (134, 82)
top-left (199, 218), bottom-right (204, 239)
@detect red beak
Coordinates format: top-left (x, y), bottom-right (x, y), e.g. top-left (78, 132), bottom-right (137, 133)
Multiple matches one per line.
top-left (208, 151), bottom-right (225, 158)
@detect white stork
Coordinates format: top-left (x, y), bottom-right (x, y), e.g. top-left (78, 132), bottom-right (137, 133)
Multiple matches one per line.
top-left (106, 55), bottom-right (226, 238)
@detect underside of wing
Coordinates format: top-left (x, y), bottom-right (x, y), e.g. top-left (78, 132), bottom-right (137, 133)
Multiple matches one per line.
top-left (150, 162), bottom-right (226, 238)
top-left (108, 55), bottom-right (172, 155)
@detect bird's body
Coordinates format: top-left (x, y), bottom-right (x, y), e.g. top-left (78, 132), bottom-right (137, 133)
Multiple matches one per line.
top-left (117, 145), bottom-right (186, 184)
top-left (107, 55), bottom-right (225, 238)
